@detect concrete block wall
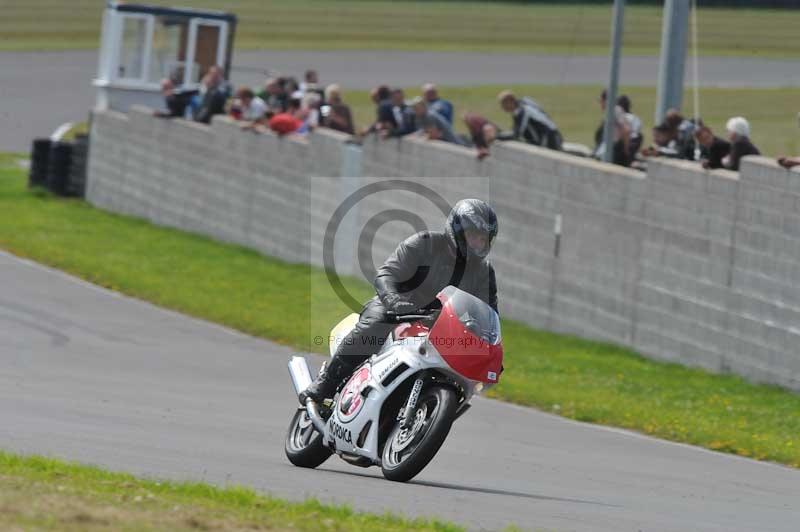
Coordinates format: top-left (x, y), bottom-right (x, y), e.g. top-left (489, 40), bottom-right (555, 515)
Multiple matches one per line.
top-left (87, 107), bottom-right (800, 391)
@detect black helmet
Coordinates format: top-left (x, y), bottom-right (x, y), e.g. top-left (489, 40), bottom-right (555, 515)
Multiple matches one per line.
top-left (445, 199), bottom-right (498, 259)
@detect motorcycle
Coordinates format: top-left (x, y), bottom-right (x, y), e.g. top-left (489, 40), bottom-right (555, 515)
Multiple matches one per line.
top-left (285, 285), bottom-right (504, 482)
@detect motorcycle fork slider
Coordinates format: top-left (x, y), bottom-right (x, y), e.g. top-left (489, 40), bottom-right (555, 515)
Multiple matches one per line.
top-left (400, 373), bottom-right (426, 429)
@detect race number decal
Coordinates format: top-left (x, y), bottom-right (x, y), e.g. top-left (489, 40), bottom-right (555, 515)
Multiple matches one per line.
top-left (338, 366), bottom-right (370, 421)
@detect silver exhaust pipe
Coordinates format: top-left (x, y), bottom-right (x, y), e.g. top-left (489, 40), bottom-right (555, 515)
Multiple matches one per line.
top-left (288, 356), bottom-right (312, 395)
top-left (304, 399), bottom-right (328, 434)
top-left (288, 356), bottom-right (327, 434)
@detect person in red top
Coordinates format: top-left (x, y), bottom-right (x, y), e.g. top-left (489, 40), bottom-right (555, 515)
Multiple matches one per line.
top-left (463, 112), bottom-right (499, 159)
top-left (267, 98), bottom-right (304, 136)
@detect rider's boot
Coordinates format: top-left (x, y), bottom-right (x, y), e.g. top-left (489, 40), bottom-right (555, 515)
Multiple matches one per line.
top-left (298, 355), bottom-right (354, 405)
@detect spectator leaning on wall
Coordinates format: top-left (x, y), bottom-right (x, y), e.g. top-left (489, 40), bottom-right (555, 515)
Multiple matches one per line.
top-left (412, 97), bottom-right (462, 144)
top-left (193, 65), bottom-right (231, 124)
top-left (496, 90), bottom-right (563, 151)
top-left (723, 116), bottom-right (760, 171)
top-left (360, 85), bottom-right (392, 136)
top-left (422, 83), bottom-right (454, 125)
top-left (321, 84), bottom-right (355, 135)
top-left (778, 156), bottom-right (800, 169)
top-left (642, 123), bottom-right (683, 160)
top-left (592, 89), bottom-right (631, 166)
top-left (153, 78), bottom-right (197, 119)
top-left (266, 97), bottom-right (304, 136)
top-left (664, 109), bottom-right (697, 160)
top-left (232, 87), bottom-right (268, 126)
top-left (464, 112), bottom-right (499, 160)
top-left (259, 77), bottom-right (288, 114)
top-left (617, 94), bottom-right (643, 162)
top-left (382, 89), bottom-right (416, 138)
top-left (694, 126), bottom-right (731, 170)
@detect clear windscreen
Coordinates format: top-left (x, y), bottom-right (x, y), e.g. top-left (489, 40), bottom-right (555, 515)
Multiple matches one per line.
top-left (437, 286), bottom-right (501, 345)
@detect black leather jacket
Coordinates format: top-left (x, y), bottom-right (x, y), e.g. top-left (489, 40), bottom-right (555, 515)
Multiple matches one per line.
top-left (373, 231), bottom-right (498, 314)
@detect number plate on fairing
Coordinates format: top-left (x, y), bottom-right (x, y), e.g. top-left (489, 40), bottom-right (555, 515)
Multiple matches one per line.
top-left (337, 365), bottom-right (371, 422)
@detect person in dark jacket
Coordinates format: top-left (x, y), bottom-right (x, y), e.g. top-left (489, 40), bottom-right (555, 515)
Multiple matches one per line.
top-left (694, 126), bottom-right (731, 169)
top-left (382, 88), bottom-right (416, 137)
top-left (358, 85), bottom-right (393, 136)
top-left (153, 78), bottom-right (197, 119)
top-left (723, 116), bottom-right (760, 171)
top-left (193, 66), bottom-right (231, 124)
top-left (299, 199), bottom-right (499, 405)
top-left (496, 90), bottom-right (562, 150)
top-left (321, 84), bottom-right (355, 135)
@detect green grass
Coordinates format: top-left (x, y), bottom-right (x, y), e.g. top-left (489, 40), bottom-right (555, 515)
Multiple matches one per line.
top-left (2, 1), bottom-right (800, 57)
top-left (343, 84), bottom-right (800, 158)
top-left (1, 154), bottom-right (799, 468)
top-left (0, 451), bottom-right (463, 531)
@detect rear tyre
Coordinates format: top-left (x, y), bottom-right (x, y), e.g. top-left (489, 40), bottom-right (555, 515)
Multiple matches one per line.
top-left (380, 385), bottom-right (458, 482)
top-left (285, 408), bottom-right (332, 468)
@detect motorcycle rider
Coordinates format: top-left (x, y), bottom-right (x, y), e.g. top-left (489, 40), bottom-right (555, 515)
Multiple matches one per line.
top-left (299, 198), bottom-right (499, 405)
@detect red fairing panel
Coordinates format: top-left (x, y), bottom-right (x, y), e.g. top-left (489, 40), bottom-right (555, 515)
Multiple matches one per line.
top-left (394, 321), bottom-right (430, 339)
top-left (428, 301), bottom-right (504, 384)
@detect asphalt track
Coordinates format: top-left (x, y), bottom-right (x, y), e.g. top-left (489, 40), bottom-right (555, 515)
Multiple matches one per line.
top-left (2, 248), bottom-right (799, 531)
top-left (2, 49), bottom-right (800, 152)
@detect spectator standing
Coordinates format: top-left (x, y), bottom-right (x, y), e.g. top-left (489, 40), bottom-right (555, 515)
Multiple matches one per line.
top-left (284, 77), bottom-right (300, 96)
top-left (299, 69), bottom-right (321, 97)
top-left (617, 94), bottom-right (643, 161)
top-left (193, 65), bottom-right (231, 124)
top-left (694, 126), bottom-right (731, 169)
top-left (361, 85), bottom-right (392, 135)
top-left (259, 77), bottom-right (288, 113)
top-left (422, 83), bottom-right (454, 125)
top-left (321, 84), bottom-right (355, 135)
top-left (383, 88), bottom-right (416, 137)
top-left (496, 90), bottom-right (563, 151)
top-left (153, 78), bottom-right (196, 118)
top-left (592, 89), bottom-right (630, 166)
top-left (723, 116), bottom-right (760, 171)
top-left (302, 91), bottom-right (323, 130)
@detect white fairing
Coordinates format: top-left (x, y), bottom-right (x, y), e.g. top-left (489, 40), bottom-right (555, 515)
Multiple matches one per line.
top-left (318, 333), bottom-right (477, 463)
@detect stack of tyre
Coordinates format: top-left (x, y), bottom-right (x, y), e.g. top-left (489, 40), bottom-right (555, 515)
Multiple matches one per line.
top-left (28, 135), bottom-right (89, 198)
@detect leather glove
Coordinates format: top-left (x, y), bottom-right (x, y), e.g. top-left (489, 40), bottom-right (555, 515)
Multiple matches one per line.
top-left (392, 300), bottom-right (418, 316)
top-left (384, 294), bottom-right (417, 316)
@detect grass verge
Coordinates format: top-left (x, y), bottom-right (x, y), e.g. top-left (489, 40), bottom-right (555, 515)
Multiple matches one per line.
top-left (0, 154), bottom-right (798, 468)
top-left (0, 451), bottom-right (463, 531)
top-left (2, 1), bottom-right (800, 57)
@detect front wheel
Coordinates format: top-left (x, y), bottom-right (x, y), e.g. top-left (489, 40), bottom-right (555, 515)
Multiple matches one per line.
top-left (381, 385), bottom-right (458, 482)
top-left (285, 408), bottom-right (332, 468)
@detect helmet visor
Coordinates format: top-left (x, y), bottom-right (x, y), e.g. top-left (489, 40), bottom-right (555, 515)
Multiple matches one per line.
top-left (464, 228), bottom-right (493, 257)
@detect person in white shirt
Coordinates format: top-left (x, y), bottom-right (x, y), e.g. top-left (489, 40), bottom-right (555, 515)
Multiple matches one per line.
top-left (235, 88), bottom-right (268, 123)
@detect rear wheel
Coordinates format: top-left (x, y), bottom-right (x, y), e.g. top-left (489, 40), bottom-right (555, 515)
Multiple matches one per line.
top-left (380, 385), bottom-right (458, 482)
top-left (285, 408), bottom-right (332, 468)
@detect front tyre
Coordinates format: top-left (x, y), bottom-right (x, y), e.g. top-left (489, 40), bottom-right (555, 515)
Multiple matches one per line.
top-left (381, 385), bottom-right (458, 482)
top-left (285, 408), bottom-right (332, 468)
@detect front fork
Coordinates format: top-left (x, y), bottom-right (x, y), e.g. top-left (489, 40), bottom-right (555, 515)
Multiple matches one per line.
top-left (399, 372), bottom-right (427, 429)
